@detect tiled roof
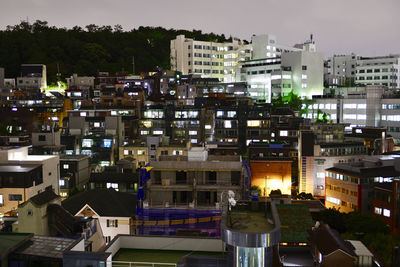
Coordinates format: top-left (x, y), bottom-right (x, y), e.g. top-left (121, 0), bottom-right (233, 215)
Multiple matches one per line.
top-left (62, 189), bottom-right (137, 217)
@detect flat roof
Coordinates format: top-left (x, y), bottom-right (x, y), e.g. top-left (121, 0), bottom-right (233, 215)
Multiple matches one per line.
top-left (113, 248), bottom-right (225, 264)
top-left (276, 204), bottom-right (314, 243)
top-left (0, 164), bottom-right (41, 173)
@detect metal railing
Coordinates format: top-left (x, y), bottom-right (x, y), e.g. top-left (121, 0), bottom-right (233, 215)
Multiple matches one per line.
top-left (110, 261), bottom-right (177, 267)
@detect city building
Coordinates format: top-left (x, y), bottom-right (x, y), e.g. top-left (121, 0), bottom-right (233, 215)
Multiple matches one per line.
top-left (59, 154), bottom-right (90, 197)
top-left (62, 189), bottom-right (137, 243)
top-left (298, 123), bottom-right (369, 197)
top-left (0, 146), bottom-right (60, 215)
top-left (147, 147), bottom-right (245, 208)
top-left (170, 34), bottom-right (251, 82)
top-left (16, 64), bottom-right (47, 92)
top-left (12, 188), bottom-right (61, 235)
top-left (325, 53), bottom-right (359, 87)
top-left (310, 85), bottom-right (400, 142)
top-left (325, 54), bottom-right (400, 89)
top-left (325, 155), bottom-right (400, 214)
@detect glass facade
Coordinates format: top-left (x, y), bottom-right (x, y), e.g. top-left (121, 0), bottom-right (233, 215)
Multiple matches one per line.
top-left (236, 246), bottom-right (264, 267)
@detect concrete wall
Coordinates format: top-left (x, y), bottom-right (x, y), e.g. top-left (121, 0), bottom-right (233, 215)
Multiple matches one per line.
top-left (70, 238), bottom-right (85, 251)
top-left (32, 132), bottom-right (61, 146)
top-left (14, 198), bottom-right (61, 235)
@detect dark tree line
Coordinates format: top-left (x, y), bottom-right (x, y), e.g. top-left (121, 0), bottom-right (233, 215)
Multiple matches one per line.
top-left (0, 20), bottom-right (229, 83)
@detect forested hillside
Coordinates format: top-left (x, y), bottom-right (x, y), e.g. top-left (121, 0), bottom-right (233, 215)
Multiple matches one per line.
top-left (0, 20), bottom-right (229, 83)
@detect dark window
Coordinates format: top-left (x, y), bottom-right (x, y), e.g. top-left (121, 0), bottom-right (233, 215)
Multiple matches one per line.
top-left (176, 171), bottom-right (187, 184)
top-left (39, 135), bottom-right (46, 141)
top-left (161, 150), bottom-right (168, 155)
top-left (302, 65), bottom-right (307, 70)
top-left (9, 194), bottom-right (22, 201)
top-left (231, 171), bottom-right (241, 185)
top-left (207, 171), bottom-right (217, 184)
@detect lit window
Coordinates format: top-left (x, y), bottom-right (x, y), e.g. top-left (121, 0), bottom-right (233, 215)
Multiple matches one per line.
top-left (317, 172), bottom-right (325, 178)
top-left (191, 139), bottom-right (198, 143)
top-left (280, 130), bottom-right (288, 137)
top-left (0, 194), bottom-right (3, 205)
top-left (247, 120), bottom-right (260, 127)
top-left (60, 179), bottom-right (65, 186)
top-left (302, 74), bottom-right (307, 79)
top-left (189, 131), bottom-right (197, 135)
top-left (124, 150), bottom-right (129, 155)
top-left (107, 183), bottom-right (119, 191)
top-left (302, 83), bottom-right (307, 88)
top-left (173, 150), bottom-right (183, 155)
top-left (216, 111), bottom-right (224, 117)
top-left (82, 139), bottom-right (93, 148)
top-left (374, 207), bottom-right (382, 215)
top-left (142, 121), bottom-right (152, 128)
top-left (357, 114), bottom-right (366, 120)
top-left (224, 121), bottom-right (232, 128)
top-left (326, 196), bottom-right (340, 205)
top-left (80, 112), bottom-right (87, 117)
top-left (205, 125), bottom-right (212, 129)
top-left (137, 150), bottom-right (145, 155)
top-left (153, 130), bottom-right (163, 135)
top-left (103, 139), bottom-right (112, 148)
top-left (357, 104), bottom-right (366, 109)
top-left (383, 209), bottom-right (391, 217)
top-left (94, 122), bottom-right (100, 127)
top-left (343, 104), bottom-right (357, 109)
top-left (140, 130), bottom-right (149, 135)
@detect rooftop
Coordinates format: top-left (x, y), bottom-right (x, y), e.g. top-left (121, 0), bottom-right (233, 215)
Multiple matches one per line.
top-left (276, 204), bottom-right (314, 243)
top-left (227, 202), bottom-right (274, 233)
top-left (113, 248), bottom-right (225, 265)
top-left (0, 164), bottom-right (41, 173)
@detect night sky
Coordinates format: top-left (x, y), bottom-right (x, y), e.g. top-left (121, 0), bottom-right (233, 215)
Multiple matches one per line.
top-left (1, 0), bottom-right (399, 57)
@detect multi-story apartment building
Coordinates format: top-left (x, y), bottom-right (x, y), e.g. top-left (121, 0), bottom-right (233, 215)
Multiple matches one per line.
top-left (325, 155), bottom-right (400, 214)
top-left (299, 131), bottom-right (369, 197)
top-left (63, 110), bottom-right (125, 168)
top-left (16, 64), bottom-right (47, 92)
top-left (0, 146), bottom-right (59, 215)
top-left (59, 155), bottom-right (90, 198)
top-left (146, 147), bottom-right (245, 208)
top-left (171, 35), bottom-right (251, 83)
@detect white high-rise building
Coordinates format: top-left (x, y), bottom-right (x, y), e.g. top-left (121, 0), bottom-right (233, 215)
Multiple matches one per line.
top-left (170, 35), bottom-right (251, 83)
top-left (171, 34), bottom-right (324, 102)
